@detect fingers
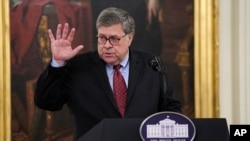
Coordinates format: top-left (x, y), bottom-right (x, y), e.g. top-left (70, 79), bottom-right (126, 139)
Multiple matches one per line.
top-left (56, 23), bottom-right (69, 39)
top-left (56, 24), bottom-right (62, 40)
top-left (48, 29), bottom-right (55, 42)
top-left (55, 23), bottom-right (75, 41)
top-left (62, 23), bottom-right (69, 39)
top-left (67, 28), bottom-right (75, 42)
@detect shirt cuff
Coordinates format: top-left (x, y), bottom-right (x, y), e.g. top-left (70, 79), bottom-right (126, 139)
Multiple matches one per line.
top-left (51, 58), bottom-right (65, 68)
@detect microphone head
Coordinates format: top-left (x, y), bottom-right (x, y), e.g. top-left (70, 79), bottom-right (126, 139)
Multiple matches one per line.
top-left (149, 58), bottom-right (160, 71)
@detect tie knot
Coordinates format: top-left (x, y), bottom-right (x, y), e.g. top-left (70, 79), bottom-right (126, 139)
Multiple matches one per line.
top-left (114, 64), bottom-right (121, 71)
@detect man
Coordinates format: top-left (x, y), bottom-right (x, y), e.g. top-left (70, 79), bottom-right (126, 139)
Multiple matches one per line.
top-left (35, 7), bottom-right (181, 140)
top-left (90, 0), bottom-right (163, 55)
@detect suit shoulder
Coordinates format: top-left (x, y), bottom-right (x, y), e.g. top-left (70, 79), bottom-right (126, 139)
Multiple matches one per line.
top-left (71, 51), bottom-right (97, 62)
top-left (67, 51), bottom-right (98, 67)
top-left (131, 50), bottom-right (157, 60)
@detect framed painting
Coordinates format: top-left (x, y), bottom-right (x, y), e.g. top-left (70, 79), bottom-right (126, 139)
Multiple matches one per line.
top-left (1, 0), bottom-right (219, 140)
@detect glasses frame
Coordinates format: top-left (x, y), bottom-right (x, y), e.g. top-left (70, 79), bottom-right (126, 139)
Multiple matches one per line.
top-left (96, 34), bottom-right (127, 46)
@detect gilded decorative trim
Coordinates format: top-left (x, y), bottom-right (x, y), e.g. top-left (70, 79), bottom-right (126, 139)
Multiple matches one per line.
top-left (0, 0), bottom-right (11, 141)
top-left (194, 0), bottom-right (219, 117)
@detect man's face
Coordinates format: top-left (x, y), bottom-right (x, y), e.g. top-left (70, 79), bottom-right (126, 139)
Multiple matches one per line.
top-left (97, 24), bottom-right (133, 65)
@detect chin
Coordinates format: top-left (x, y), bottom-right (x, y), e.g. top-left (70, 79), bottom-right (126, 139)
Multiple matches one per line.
top-left (102, 57), bottom-right (114, 64)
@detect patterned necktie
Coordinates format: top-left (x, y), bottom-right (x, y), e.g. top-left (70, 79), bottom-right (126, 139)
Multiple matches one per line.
top-left (113, 64), bottom-right (127, 117)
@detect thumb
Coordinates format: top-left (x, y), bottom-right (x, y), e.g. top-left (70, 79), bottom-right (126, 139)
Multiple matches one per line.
top-left (72, 45), bottom-right (84, 55)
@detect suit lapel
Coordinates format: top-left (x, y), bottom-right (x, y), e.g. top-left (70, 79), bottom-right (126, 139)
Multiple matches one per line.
top-left (91, 53), bottom-right (118, 110)
top-left (127, 51), bottom-right (141, 105)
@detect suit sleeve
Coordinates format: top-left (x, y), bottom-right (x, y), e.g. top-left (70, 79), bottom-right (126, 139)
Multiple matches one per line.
top-left (159, 73), bottom-right (182, 113)
top-left (34, 64), bottom-right (70, 111)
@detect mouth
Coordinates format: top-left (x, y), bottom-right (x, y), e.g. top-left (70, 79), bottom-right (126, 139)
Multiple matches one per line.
top-left (103, 52), bottom-right (114, 57)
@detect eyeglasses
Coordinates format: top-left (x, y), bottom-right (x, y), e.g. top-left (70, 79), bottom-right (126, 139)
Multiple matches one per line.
top-left (96, 34), bottom-right (127, 46)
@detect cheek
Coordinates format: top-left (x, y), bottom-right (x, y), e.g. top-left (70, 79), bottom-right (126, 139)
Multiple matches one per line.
top-left (116, 47), bottom-right (128, 56)
top-left (98, 46), bottom-right (103, 54)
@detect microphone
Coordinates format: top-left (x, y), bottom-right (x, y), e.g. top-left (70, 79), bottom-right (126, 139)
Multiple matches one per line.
top-left (149, 59), bottom-right (158, 71)
top-left (149, 56), bottom-right (168, 101)
top-left (149, 56), bottom-right (162, 72)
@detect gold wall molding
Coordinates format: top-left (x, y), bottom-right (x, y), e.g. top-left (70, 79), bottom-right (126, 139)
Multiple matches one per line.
top-left (0, 0), bottom-right (11, 141)
top-left (194, 0), bottom-right (219, 117)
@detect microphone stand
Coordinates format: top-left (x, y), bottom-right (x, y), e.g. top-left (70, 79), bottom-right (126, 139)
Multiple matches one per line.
top-left (150, 56), bottom-right (168, 110)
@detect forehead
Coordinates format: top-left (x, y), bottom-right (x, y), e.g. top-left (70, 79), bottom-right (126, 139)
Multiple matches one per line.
top-left (97, 24), bottom-right (124, 36)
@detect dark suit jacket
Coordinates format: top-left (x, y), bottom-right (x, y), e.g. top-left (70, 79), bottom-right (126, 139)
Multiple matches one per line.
top-left (35, 50), bottom-right (181, 140)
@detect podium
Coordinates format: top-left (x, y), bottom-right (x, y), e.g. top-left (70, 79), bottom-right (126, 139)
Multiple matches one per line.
top-left (78, 118), bottom-right (229, 141)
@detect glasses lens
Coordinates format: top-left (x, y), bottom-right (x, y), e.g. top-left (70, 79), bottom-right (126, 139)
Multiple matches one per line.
top-left (110, 37), bottom-right (119, 45)
top-left (97, 36), bottom-right (107, 44)
top-left (97, 34), bottom-right (126, 45)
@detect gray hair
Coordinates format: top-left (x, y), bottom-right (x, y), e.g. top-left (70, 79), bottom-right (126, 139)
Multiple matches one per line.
top-left (96, 7), bottom-right (135, 35)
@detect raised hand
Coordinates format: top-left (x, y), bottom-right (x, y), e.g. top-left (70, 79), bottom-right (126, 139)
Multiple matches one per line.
top-left (48, 23), bottom-right (84, 65)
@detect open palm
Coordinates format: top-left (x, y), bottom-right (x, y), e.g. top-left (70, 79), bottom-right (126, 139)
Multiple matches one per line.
top-left (48, 23), bottom-right (83, 65)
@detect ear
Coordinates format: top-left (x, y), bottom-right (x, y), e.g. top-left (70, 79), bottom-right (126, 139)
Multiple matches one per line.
top-left (127, 33), bottom-right (134, 47)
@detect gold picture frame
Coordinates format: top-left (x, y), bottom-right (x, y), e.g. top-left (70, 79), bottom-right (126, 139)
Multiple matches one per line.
top-left (0, 1), bottom-right (11, 141)
top-left (1, 0), bottom-right (219, 140)
top-left (194, 0), bottom-right (219, 117)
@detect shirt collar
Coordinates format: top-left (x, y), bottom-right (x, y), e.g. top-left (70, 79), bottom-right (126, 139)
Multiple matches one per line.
top-left (106, 52), bottom-right (129, 68)
top-left (120, 52), bottom-right (129, 68)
